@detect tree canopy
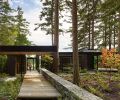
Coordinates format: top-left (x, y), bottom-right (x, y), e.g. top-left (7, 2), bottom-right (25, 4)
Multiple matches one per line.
top-left (38, 0), bottom-right (120, 51)
top-left (0, 2), bottom-right (31, 46)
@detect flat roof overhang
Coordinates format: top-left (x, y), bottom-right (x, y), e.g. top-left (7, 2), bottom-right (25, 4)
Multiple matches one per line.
top-left (59, 51), bottom-right (101, 57)
top-left (0, 46), bottom-right (57, 55)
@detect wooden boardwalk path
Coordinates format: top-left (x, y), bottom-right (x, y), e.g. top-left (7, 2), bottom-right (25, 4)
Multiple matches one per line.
top-left (17, 71), bottom-right (61, 100)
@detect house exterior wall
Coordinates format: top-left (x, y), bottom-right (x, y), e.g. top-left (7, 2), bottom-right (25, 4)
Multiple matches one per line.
top-left (59, 51), bottom-right (101, 71)
top-left (6, 55), bottom-right (26, 76)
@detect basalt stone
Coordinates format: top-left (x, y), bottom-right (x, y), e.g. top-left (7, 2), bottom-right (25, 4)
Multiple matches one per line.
top-left (41, 68), bottom-right (103, 100)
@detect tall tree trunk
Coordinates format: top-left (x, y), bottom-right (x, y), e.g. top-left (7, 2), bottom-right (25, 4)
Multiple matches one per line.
top-left (91, 0), bottom-right (95, 49)
top-left (108, 31), bottom-right (112, 50)
top-left (87, 2), bottom-right (91, 49)
top-left (113, 15), bottom-right (116, 48)
top-left (51, 0), bottom-right (54, 45)
top-left (53, 0), bottom-right (59, 73)
top-left (91, 18), bottom-right (94, 49)
top-left (118, 12), bottom-right (120, 53)
top-left (83, 23), bottom-right (86, 48)
top-left (88, 18), bottom-right (91, 49)
top-left (52, 33), bottom-right (54, 45)
top-left (113, 25), bottom-right (116, 48)
top-left (104, 23), bottom-right (107, 48)
top-left (72, 0), bottom-right (80, 86)
top-left (109, 16), bottom-right (112, 50)
top-left (91, 0), bottom-right (99, 49)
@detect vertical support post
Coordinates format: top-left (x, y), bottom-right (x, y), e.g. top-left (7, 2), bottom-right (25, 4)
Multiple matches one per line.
top-left (27, 58), bottom-right (28, 70)
top-left (36, 55), bottom-right (39, 71)
top-left (23, 55), bottom-right (26, 74)
top-left (96, 55), bottom-right (98, 70)
top-left (20, 56), bottom-right (22, 80)
top-left (33, 58), bottom-right (34, 70)
top-left (39, 55), bottom-right (42, 73)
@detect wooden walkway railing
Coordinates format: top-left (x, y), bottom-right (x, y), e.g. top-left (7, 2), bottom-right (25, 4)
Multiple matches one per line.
top-left (17, 71), bottom-right (61, 100)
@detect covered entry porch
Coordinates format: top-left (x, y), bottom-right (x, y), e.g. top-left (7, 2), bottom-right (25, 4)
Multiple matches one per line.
top-left (0, 46), bottom-right (57, 76)
top-left (0, 46), bottom-right (62, 100)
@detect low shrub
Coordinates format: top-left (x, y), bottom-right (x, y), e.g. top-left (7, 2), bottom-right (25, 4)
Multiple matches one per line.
top-left (0, 73), bottom-right (8, 78)
top-left (101, 48), bottom-right (120, 86)
top-left (62, 64), bottom-right (73, 73)
top-left (41, 55), bottom-right (53, 70)
top-left (80, 68), bottom-right (87, 73)
top-left (0, 77), bottom-right (21, 100)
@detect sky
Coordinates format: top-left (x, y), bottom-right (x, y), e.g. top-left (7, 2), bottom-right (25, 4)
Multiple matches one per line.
top-left (9, 0), bottom-right (72, 52)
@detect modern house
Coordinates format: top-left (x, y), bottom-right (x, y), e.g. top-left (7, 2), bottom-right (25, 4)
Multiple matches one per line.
top-left (0, 46), bottom-right (102, 76)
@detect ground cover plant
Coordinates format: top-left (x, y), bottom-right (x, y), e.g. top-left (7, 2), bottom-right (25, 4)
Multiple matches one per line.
top-left (59, 72), bottom-right (120, 100)
top-left (0, 74), bottom-right (21, 100)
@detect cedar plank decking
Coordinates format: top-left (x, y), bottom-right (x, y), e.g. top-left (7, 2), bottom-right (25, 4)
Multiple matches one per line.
top-left (17, 71), bottom-right (61, 100)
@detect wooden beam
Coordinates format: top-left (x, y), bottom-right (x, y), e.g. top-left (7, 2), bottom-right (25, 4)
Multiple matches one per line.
top-left (0, 46), bottom-right (57, 54)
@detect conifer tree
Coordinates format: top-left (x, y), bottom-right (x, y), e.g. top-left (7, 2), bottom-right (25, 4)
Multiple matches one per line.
top-left (15, 7), bottom-right (31, 45)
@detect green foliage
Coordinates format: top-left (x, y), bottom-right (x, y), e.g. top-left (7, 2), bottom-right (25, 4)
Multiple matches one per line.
top-left (0, 2), bottom-right (17, 45)
top-left (0, 77), bottom-right (21, 100)
top-left (117, 83), bottom-right (120, 88)
top-left (80, 72), bottom-right (112, 97)
top-left (0, 55), bottom-right (7, 68)
top-left (80, 68), bottom-right (87, 73)
top-left (60, 71), bottom-right (120, 99)
top-left (62, 64), bottom-right (73, 73)
top-left (95, 72), bottom-right (109, 91)
top-left (35, 0), bottom-right (120, 50)
top-left (0, 73), bottom-right (8, 78)
top-left (35, 0), bottom-right (54, 34)
top-left (41, 55), bottom-right (53, 70)
top-left (0, 3), bottom-right (31, 46)
top-left (35, 0), bottom-right (64, 34)
top-left (15, 6), bottom-right (31, 46)
top-left (111, 73), bottom-right (120, 81)
top-left (63, 63), bottom-right (72, 68)
top-left (62, 0), bottom-right (120, 49)
top-left (87, 86), bottom-right (104, 98)
top-left (15, 33), bottom-right (31, 45)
